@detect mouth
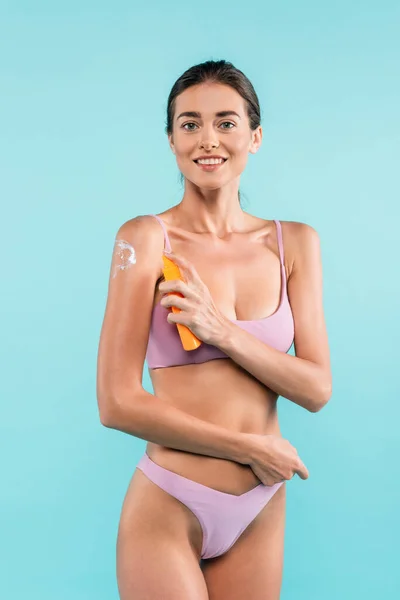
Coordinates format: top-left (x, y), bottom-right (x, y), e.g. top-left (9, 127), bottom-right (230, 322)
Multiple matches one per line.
top-left (193, 158), bottom-right (228, 172)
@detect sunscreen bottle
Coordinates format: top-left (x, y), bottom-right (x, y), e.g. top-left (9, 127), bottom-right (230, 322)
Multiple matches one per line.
top-left (162, 255), bottom-right (202, 351)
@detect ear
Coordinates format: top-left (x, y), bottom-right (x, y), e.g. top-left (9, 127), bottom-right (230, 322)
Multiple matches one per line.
top-left (168, 133), bottom-right (176, 155)
top-left (249, 125), bottom-right (262, 155)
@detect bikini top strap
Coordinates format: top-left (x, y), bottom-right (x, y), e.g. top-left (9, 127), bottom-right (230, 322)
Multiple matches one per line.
top-left (273, 219), bottom-right (285, 268)
top-left (149, 214), bottom-right (172, 253)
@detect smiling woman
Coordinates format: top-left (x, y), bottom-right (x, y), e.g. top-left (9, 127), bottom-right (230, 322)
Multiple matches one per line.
top-left (96, 59), bottom-right (331, 600)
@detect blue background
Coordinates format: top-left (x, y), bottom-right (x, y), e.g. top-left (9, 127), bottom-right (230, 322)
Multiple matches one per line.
top-left (2, 1), bottom-right (399, 598)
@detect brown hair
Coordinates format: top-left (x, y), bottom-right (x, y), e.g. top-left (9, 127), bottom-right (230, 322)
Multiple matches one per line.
top-left (165, 59), bottom-right (262, 207)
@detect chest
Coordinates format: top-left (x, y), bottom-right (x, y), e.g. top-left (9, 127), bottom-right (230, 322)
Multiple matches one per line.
top-left (155, 233), bottom-right (286, 322)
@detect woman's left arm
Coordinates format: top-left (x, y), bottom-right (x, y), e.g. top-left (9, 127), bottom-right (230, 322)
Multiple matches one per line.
top-left (216, 222), bottom-right (332, 413)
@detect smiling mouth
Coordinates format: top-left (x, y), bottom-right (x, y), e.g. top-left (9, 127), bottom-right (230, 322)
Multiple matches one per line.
top-left (193, 158), bottom-right (228, 172)
top-left (193, 158), bottom-right (228, 164)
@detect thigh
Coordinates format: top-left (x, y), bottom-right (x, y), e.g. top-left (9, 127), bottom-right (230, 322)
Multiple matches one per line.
top-left (117, 467), bottom-right (208, 600)
top-left (201, 483), bottom-right (286, 600)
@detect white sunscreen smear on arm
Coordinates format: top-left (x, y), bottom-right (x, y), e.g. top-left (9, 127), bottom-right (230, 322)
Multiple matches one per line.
top-left (111, 239), bottom-right (137, 278)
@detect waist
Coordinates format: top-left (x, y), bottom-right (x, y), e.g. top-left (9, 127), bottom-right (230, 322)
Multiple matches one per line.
top-left (145, 361), bottom-right (281, 495)
top-left (149, 357), bottom-right (279, 423)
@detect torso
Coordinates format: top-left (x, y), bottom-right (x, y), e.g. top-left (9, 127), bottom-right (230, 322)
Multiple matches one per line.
top-left (146, 208), bottom-right (295, 495)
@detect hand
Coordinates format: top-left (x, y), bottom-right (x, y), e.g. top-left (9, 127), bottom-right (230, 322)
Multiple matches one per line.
top-left (158, 250), bottom-right (229, 345)
top-left (244, 433), bottom-right (309, 486)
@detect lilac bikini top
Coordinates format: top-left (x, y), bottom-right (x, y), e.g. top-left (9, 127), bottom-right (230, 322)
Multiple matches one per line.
top-left (145, 214), bottom-right (294, 369)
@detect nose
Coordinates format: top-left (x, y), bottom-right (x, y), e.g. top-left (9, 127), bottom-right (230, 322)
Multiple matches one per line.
top-left (199, 127), bottom-right (219, 150)
top-left (199, 139), bottom-right (219, 151)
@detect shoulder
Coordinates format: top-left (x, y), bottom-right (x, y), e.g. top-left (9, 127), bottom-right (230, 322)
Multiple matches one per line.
top-left (279, 219), bottom-right (318, 238)
top-left (253, 215), bottom-right (318, 242)
top-left (112, 215), bottom-right (166, 280)
top-left (115, 214), bottom-right (165, 248)
top-left (281, 220), bottom-right (320, 246)
top-left (108, 214), bottom-right (167, 284)
top-left (278, 221), bottom-right (321, 277)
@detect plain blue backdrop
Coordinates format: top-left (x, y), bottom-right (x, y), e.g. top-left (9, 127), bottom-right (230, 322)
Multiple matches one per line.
top-left (2, 1), bottom-right (399, 598)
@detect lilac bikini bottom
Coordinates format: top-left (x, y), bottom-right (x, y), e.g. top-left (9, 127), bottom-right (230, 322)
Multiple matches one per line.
top-left (136, 452), bottom-right (284, 560)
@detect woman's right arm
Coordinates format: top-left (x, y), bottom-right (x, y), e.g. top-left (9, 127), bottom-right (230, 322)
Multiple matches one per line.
top-left (96, 216), bottom-right (252, 465)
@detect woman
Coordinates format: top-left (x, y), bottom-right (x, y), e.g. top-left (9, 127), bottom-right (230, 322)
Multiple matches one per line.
top-left (97, 59), bottom-right (332, 600)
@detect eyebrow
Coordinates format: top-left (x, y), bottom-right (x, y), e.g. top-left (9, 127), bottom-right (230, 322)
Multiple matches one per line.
top-left (176, 110), bottom-right (241, 120)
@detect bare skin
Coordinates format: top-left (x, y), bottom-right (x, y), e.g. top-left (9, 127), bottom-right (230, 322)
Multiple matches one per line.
top-left (109, 81), bottom-right (329, 599)
top-left (146, 210), bottom-right (288, 491)
top-left (117, 209), bottom-right (295, 600)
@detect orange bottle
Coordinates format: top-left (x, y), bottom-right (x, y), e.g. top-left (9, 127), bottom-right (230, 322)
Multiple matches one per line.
top-left (161, 255), bottom-right (202, 351)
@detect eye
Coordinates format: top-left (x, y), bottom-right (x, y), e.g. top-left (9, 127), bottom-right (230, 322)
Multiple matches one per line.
top-left (220, 121), bottom-right (235, 129)
top-left (182, 122), bottom-right (198, 131)
top-left (181, 121), bottom-right (236, 131)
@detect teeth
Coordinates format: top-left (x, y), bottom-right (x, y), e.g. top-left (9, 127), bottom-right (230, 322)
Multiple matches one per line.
top-left (197, 158), bottom-right (225, 165)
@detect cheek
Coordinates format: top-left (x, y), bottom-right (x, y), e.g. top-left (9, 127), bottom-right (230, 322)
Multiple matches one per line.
top-left (172, 132), bottom-right (192, 154)
top-left (228, 147), bottom-right (250, 173)
top-left (238, 152), bottom-right (251, 167)
top-left (174, 143), bottom-right (195, 170)
top-left (233, 136), bottom-right (252, 164)
top-left (234, 135), bottom-right (252, 153)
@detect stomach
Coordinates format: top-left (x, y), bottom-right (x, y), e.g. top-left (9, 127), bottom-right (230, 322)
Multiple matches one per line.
top-left (146, 357), bottom-right (282, 495)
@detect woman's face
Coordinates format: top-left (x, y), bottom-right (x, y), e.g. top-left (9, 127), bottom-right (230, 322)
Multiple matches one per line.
top-left (168, 82), bottom-right (262, 189)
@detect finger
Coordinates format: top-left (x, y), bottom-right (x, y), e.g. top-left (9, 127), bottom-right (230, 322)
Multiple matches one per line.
top-left (159, 279), bottom-right (188, 295)
top-left (161, 294), bottom-right (189, 311)
top-left (295, 459), bottom-right (309, 480)
top-left (166, 311), bottom-right (187, 325)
